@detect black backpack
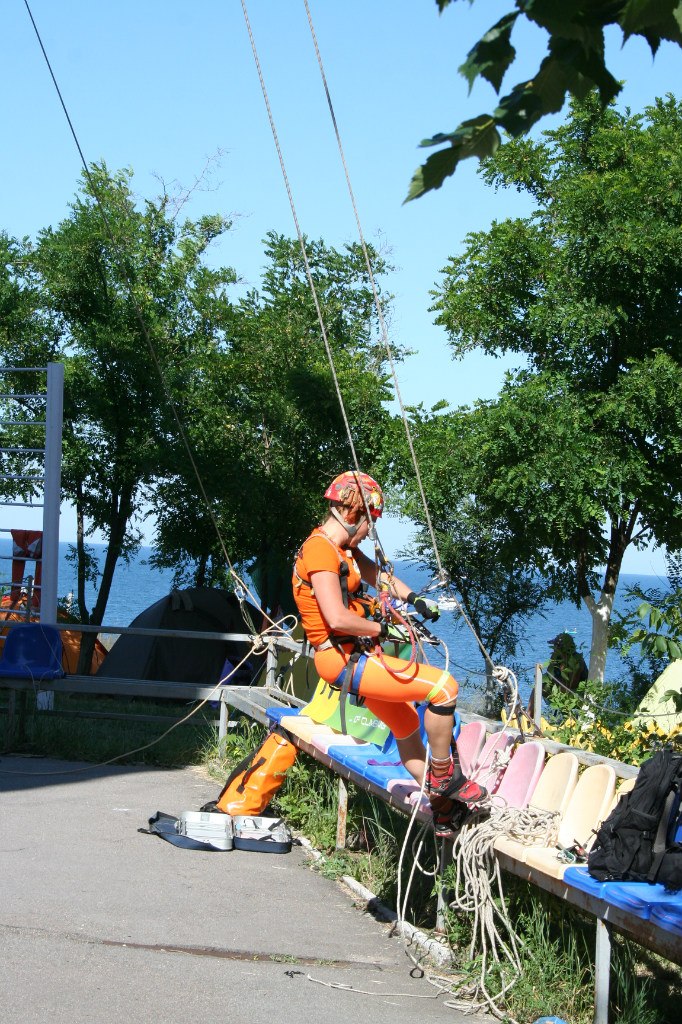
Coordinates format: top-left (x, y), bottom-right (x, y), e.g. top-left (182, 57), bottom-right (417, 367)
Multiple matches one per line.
top-left (587, 748), bottom-right (682, 891)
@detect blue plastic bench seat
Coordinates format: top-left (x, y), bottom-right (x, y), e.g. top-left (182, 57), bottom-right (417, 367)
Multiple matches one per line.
top-left (563, 866), bottom-right (608, 898)
top-left (606, 882), bottom-right (682, 920)
top-left (266, 706), bottom-right (301, 725)
top-left (564, 866), bottom-right (682, 921)
top-left (0, 624), bottom-right (64, 681)
top-left (651, 903), bottom-right (682, 936)
top-left (326, 742), bottom-right (413, 787)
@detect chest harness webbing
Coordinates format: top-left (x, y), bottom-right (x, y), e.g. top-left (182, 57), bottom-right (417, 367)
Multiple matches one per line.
top-left (294, 536), bottom-right (372, 734)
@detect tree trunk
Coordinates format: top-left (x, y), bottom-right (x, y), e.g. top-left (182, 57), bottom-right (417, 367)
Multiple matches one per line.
top-left (578, 509), bottom-right (639, 681)
top-left (483, 655), bottom-right (498, 717)
top-left (75, 485), bottom-right (90, 625)
top-left (76, 484), bottom-right (134, 674)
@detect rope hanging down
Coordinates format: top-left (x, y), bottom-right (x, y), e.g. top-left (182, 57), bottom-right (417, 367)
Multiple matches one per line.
top-left (300, 1), bottom-right (506, 674)
top-left (444, 805), bottom-right (559, 1022)
top-left (302, 0), bottom-right (443, 582)
top-left (21, 0), bottom-right (277, 637)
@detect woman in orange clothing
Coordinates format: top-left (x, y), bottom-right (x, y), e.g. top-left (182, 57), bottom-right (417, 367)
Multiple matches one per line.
top-left (293, 470), bottom-right (486, 836)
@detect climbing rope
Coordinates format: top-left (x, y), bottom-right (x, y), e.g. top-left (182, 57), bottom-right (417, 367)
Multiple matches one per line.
top-left (302, 0), bottom-right (444, 581)
top-left (300, 0), bottom-right (512, 680)
top-left (444, 805), bottom-right (560, 1021)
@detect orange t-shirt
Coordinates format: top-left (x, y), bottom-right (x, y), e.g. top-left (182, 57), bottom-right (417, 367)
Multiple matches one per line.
top-left (292, 530), bottom-right (366, 647)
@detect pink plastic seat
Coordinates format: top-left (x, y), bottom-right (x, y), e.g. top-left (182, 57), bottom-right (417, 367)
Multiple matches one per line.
top-left (456, 720), bottom-right (487, 777)
top-left (491, 740), bottom-right (545, 810)
top-left (470, 730), bottom-right (515, 794)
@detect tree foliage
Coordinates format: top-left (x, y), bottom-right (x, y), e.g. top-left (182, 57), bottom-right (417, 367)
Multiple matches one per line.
top-left (2, 164), bottom-right (234, 639)
top-left (151, 232), bottom-right (397, 613)
top-left (423, 94), bottom-right (682, 680)
top-left (407, 0), bottom-right (682, 199)
top-left (393, 406), bottom-right (550, 710)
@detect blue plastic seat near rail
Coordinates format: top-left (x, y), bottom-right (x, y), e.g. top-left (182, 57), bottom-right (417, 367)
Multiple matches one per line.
top-left (326, 741), bottom-right (412, 786)
top-left (0, 624), bottom-right (64, 681)
top-left (605, 882), bottom-right (682, 920)
top-left (563, 866), bottom-right (607, 897)
top-left (266, 706), bottom-right (301, 725)
top-left (326, 708), bottom-right (462, 788)
top-left (650, 903), bottom-right (682, 936)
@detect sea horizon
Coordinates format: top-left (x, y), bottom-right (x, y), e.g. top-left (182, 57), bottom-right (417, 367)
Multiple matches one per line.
top-left (1, 537), bottom-right (672, 703)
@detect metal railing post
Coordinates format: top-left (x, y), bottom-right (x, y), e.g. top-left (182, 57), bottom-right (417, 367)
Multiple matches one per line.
top-left (40, 362), bottom-right (64, 626)
top-left (534, 663), bottom-right (543, 729)
top-left (218, 693), bottom-right (229, 750)
top-left (36, 362), bottom-right (63, 711)
top-left (265, 644), bottom-right (277, 691)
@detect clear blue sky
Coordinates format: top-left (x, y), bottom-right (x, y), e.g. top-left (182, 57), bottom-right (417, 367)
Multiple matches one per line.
top-left (3, 1), bottom-right (678, 574)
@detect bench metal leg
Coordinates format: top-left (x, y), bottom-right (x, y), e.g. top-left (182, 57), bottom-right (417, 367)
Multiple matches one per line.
top-left (336, 776), bottom-right (348, 849)
top-left (218, 696), bottom-right (229, 750)
top-left (594, 917), bottom-right (611, 1024)
top-left (436, 837), bottom-right (449, 932)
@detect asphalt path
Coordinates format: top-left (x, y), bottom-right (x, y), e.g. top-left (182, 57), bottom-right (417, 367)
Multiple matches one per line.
top-left (0, 755), bottom-right (484, 1024)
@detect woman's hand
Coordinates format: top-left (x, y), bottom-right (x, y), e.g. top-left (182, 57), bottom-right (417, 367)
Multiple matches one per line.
top-left (311, 570), bottom-right (381, 638)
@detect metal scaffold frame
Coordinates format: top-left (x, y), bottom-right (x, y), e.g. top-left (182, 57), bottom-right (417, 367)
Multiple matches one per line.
top-left (1, 362), bottom-right (64, 626)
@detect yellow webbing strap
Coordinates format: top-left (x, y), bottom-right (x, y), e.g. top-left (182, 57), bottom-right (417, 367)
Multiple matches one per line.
top-left (425, 670), bottom-right (453, 705)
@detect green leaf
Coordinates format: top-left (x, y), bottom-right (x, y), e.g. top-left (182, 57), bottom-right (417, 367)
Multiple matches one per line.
top-left (662, 687), bottom-right (682, 710)
top-left (405, 116), bottom-right (501, 201)
top-left (519, 1), bottom-right (615, 48)
top-left (619, 0), bottom-right (682, 45)
top-left (654, 635), bottom-right (668, 654)
top-left (458, 13), bottom-right (519, 94)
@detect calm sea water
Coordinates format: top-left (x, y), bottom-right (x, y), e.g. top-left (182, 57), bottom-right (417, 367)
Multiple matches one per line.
top-left (1, 538), bottom-right (670, 703)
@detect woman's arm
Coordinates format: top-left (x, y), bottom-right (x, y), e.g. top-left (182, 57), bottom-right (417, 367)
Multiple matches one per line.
top-left (354, 550), bottom-right (415, 604)
top-left (311, 570), bottom-right (383, 639)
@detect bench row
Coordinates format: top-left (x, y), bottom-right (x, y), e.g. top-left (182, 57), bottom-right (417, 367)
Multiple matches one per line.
top-left (266, 705), bottom-right (682, 939)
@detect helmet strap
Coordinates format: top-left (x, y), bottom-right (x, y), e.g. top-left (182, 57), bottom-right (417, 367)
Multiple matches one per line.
top-left (329, 505), bottom-right (364, 539)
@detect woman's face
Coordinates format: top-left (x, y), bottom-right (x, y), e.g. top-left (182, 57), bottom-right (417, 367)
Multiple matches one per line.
top-left (347, 516), bottom-right (371, 547)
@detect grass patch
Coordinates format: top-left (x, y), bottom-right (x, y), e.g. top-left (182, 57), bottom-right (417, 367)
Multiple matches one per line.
top-left (1, 690), bottom-right (217, 766)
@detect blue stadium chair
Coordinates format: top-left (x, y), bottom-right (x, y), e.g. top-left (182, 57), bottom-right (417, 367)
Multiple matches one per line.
top-left (0, 624), bottom-right (64, 680)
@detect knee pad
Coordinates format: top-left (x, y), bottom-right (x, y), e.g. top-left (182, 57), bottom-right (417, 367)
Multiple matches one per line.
top-left (427, 701), bottom-right (456, 716)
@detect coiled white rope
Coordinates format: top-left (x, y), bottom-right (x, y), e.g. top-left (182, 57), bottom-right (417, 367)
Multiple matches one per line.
top-left (443, 805), bottom-right (559, 1020)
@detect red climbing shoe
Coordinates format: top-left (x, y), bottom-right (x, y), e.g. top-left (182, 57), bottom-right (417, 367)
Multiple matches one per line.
top-left (431, 793), bottom-right (478, 838)
top-left (427, 761), bottom-right (488, 809)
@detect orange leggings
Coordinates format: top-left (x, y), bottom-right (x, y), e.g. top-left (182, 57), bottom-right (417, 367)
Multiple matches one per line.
top-left (315, 647), bottom-right (459, 740)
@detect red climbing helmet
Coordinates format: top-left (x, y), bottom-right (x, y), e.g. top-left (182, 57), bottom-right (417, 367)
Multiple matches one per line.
top-left (324, 471), bottom-right (384, 519)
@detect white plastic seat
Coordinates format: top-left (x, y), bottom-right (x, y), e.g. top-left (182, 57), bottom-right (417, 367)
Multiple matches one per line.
top-left (494, 751), bottom-right (580, 862)
top-left (523, 763), bottom-right (616, 878)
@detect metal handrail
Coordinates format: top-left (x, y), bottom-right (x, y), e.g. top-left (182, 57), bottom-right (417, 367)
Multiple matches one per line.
top-left (0, 474), bottom-right (44, 481)
top-left (0, 420), bottom-right (46, 427)
top-left (0, 618), bottom-right (303, 653)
